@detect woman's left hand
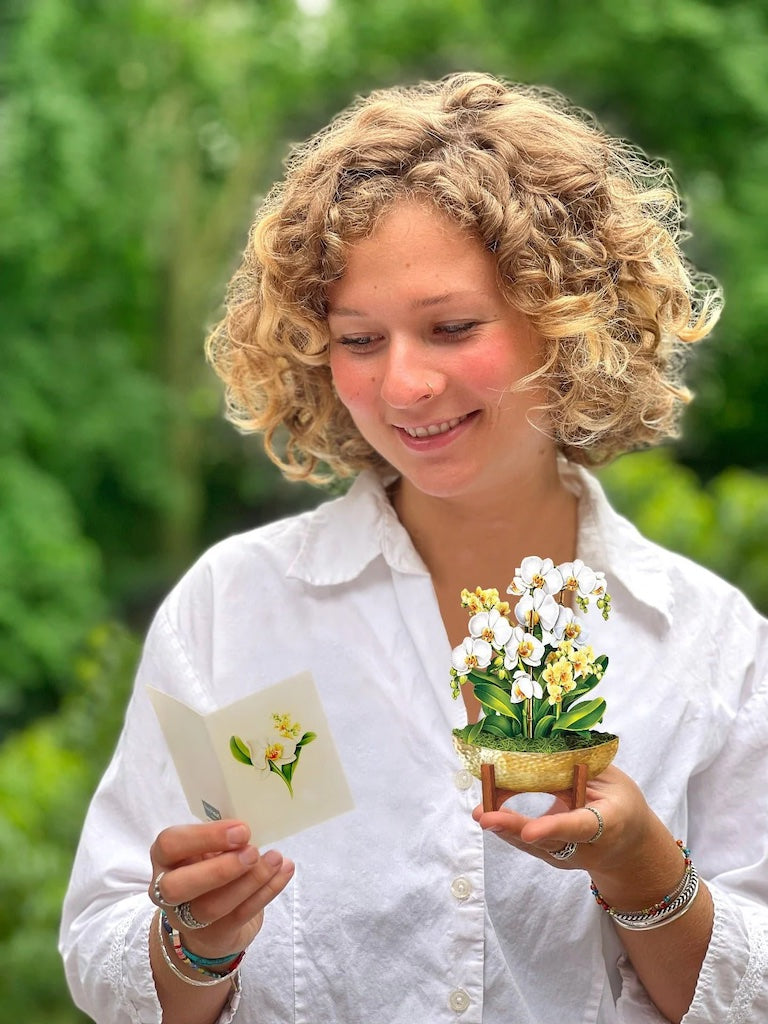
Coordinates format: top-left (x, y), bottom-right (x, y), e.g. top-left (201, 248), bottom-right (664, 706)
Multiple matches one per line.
top-left (473, 764), bottom-right (655, 872)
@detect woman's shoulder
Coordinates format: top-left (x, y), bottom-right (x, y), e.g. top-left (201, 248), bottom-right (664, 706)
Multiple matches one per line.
top-left (164, 471), bottom-right (390, 611)
top-left (576, 462), bottom-right (764, 624)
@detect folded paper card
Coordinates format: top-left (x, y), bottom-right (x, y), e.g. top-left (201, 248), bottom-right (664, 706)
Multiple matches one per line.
top-left (147, 671), bottom-right (354, 846)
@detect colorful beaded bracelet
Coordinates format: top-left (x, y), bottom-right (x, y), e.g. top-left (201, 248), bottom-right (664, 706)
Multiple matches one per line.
top-left (590, 841), bottom-right (700, 930)
top-left (160, 911), bottom-right (245, 979)
top-left (157, 912), bottom-right (242, 988)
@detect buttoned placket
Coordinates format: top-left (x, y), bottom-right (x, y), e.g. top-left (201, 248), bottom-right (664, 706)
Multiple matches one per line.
top-left (388, 562), bottom-right (486, 1022)
top-left (447, 765), bottom-right (485, 1020)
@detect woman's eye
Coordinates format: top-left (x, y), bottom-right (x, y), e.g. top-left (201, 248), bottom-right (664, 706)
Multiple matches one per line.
top-left (338, 335), bottom-right (380, 349)
top-left (436, 322), bottom-right (479, 337)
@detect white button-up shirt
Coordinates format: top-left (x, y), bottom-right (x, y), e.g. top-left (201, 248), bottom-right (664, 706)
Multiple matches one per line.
top-left (60, 464), bottom-right (768, 1023)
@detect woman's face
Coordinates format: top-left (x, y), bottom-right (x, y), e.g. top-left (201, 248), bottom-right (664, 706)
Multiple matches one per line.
top-left (327, 201), bottom-right (554, 503)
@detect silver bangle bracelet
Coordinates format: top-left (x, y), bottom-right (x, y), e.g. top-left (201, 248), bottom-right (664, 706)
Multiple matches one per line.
top-left (156, 912), bottom-right (240, 987)
top-left (610, 868), bottom-right (700, 931)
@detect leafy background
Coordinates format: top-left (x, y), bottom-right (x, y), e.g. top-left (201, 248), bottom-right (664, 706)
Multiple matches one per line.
top-left (1, 0), bottom-right (766, 1018)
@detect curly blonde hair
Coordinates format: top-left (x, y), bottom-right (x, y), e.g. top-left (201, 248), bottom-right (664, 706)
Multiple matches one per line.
top-left (206, 71), bottom-right (720, 483)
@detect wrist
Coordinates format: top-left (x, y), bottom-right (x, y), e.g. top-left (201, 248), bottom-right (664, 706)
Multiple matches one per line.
top-left (590, 834), bottom-right (691, 916)
top-left (589, 815), bottom-right (686, 913)
top-left (158, 911), bottom-right (244, 986)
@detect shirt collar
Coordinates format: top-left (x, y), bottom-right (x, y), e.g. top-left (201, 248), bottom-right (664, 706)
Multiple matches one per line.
top-left (566, 461), bottom-right (674, 627)
top-left (286, 471), bottom-right (427, 585)
top-left (287, 462), bottom-right (674, 627)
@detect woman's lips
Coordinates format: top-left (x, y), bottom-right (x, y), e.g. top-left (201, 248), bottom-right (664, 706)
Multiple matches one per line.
top-left (394, 411), bottom-right (478, 449)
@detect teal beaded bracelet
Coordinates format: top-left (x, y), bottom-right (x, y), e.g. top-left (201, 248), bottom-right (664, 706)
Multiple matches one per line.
top-left (160, 911), bottom-right (245, 978)
top-left (183, 946), bottom-right (245, 968)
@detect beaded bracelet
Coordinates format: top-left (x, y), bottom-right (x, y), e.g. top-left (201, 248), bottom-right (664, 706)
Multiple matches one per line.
top-left (158, 912), bottom-right (245, 985)
top-left (590, 841), bottom-right (700, 931)
top-left (157, 915), bottom-right (238, 988)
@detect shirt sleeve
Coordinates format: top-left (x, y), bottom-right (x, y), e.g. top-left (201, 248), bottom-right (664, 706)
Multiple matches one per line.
top-left (625, 600), bottom-right (768, 1023)
top-left (682, 628), bottom-right (768, 1024)
top-left (58, 605), bottom-right (242, 1024)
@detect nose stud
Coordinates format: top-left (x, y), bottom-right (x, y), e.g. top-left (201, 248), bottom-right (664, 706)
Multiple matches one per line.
top-left (424, 381), bottom-right (435, 400)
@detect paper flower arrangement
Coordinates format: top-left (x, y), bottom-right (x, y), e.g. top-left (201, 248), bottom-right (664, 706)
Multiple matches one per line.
top-left (230, 712), bottom-right (316, 797)
top-left (450, 557), bottom-right (613, 751)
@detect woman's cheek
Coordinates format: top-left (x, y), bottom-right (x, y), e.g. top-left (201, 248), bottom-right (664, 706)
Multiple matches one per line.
top-left (329, 356), bottom-right (374, 413)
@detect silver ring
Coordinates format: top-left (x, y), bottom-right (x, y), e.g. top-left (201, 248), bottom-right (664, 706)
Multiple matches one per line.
top-left (424, 381), bottom-right (434, 400)
top-left (550, 842), bottom-right (578, 861)
top-left (585, 805), bottom-right (604, 844)
top-left (150, 871), bottom-right (175, 909)
top-left (176, 901), bottom-right (210, 930)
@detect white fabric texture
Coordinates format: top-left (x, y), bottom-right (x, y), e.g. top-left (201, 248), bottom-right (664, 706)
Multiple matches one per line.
top-left (60, 464), bottom-right (768, 1023)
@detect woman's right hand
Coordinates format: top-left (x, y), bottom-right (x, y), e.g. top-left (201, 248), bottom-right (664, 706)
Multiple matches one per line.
top-left (148, 819), bottom-right (295, 958)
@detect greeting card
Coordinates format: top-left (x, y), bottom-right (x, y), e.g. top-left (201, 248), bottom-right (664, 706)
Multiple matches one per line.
top-left (147, 670), bottom-right (354, 845)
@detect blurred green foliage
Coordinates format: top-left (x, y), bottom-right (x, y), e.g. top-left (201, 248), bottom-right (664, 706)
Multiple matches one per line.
top-left (0, 622), bottom-right (139, 1024)
top-left (600, 450), bottom-right (768, 612)
top-left (1, 0), bottom-right (767, 1019)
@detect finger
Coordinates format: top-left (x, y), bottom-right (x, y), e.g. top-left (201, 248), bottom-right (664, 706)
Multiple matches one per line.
top-left (177, 848), bottom-right (293, 925)
top-left (520, 805), bottom-right (607, 846)
top-left (177, 852), bottom-right (296, 953)
top-left (472, 802), bottom-right (590, 861)
top-left (156, 843), bottom-right (275, 908)
top-left (223, 852), bottom-right (296, 929)
top-left (151, 819), bottom-right (250, 872)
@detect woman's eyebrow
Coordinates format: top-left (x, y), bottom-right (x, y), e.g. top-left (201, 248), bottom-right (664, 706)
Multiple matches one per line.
top-left (328, 291), bottom-right (484, 317)
top-left (411, 290), bottom-right (481, 309)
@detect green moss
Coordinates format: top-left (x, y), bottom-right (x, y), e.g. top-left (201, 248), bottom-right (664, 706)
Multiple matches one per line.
top-left (453, 727), bottom-right (617, 754)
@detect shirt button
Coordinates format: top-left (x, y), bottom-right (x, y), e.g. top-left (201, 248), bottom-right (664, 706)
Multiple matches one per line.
top-left (450, 876), bottom-right (471, 901)
top-left (449, 988), bottom-right (470, 1013)
top-left (454, 769), bottom-right (473, 790)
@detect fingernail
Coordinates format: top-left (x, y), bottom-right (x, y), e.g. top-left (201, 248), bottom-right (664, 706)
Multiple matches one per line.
top-left (262, 849), bottom-right (282, 869)
top-left (226, 825), bottom-right (249, 847)
top-left (238, 845), bottom-right (260, 865)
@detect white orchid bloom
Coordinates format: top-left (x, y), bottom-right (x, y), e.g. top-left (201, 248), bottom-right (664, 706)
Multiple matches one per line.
top-left (508, 555), bottom-right (564, 596)
top-left (451, 636), bottom-right (493, 675)
top-left (468, 607), bottom-right (513, 650)
top-left (557, 559), bottom-right (598, 598)
top-left (591, 570), bottom-right (607, 596)
top-left (547, 606), bottom-right (589, 647)
top-left (515, 589), bottom-right (560, 632)
top-left (509, 669), bottom-right (544, 703)
top-left (503, 626), bottom-right (545, 668)
top-left (248, 733), bottom-right (299, 772)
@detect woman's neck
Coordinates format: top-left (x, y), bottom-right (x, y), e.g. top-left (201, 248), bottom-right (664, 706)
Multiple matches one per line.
top-left (391, 461), bottom-right (579, 600)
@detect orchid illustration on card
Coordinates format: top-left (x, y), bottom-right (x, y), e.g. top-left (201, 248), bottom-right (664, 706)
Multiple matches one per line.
top-left (230, 712), bottom-right (316, 797)
top-left (450, 557), bottom-right (613, 751)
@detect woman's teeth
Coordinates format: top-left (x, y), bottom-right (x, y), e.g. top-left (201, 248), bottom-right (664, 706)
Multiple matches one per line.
top-left (403, 415), bottom-right (467, 438)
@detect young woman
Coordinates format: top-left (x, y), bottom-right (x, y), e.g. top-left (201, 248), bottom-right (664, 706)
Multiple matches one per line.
top-left (60, 72), bottom-right (768, 1024)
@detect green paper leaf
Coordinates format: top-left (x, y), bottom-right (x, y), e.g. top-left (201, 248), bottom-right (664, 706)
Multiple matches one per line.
top-left (268, 760), bottom-right (294, 797)
top-left (467, 718), bottom-right (486, 744)
top-left (534, 715), bottom-right (555, 738)
top-left (473, 683), bottom-right (522, 722)
top-left (551, 698), bottom-right (606, 732)
top-left (229, 735), bottom-right (252, 765)
top-left (561, 675), bottom-right (600, 710)
top-left (481, 715), bottom-right (518, 738)
top-left (467, 668), bottom-right (500, 686)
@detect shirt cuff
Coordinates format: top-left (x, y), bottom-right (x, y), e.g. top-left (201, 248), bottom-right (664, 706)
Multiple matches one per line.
top-left (118, 903), bottom-right (242, 1024)
top-left (683, 884), bottom-right (768, 1024)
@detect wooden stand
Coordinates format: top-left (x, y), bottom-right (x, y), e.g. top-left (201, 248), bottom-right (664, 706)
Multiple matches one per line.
top-left (481, 761), bottom-right (588, 812)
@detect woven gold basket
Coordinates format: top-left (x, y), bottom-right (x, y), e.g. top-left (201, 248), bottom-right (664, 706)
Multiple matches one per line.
top-left (453, 734), bottom-right (619, 792)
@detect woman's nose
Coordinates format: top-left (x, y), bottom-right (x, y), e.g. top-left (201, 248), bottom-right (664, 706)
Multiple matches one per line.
top-left (380, 340), bottom-right (443, 409)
